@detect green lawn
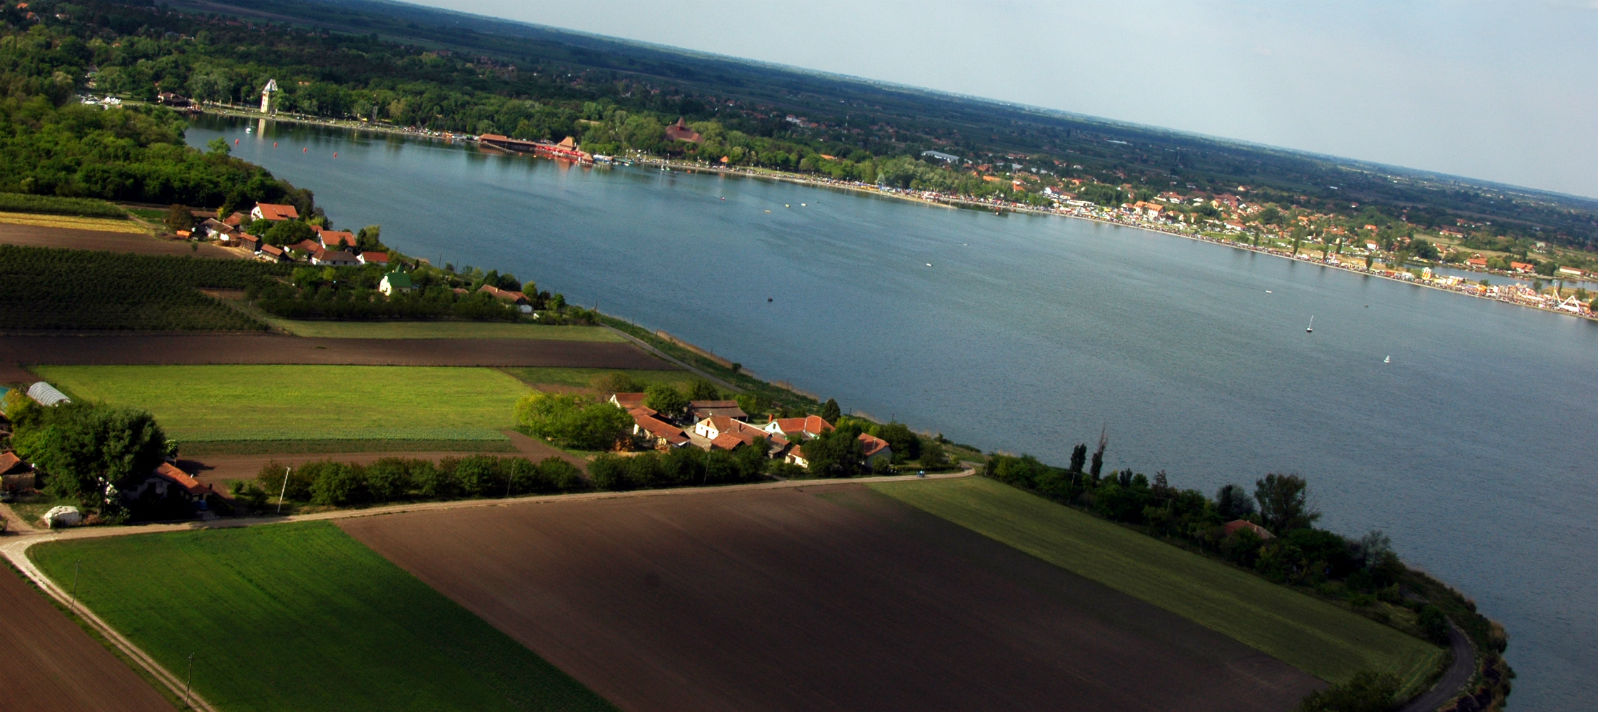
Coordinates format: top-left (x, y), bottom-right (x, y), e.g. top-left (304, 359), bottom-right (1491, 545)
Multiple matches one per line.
top-left (33, 365), bottom-right (532, 442)
top-left (871, 477), bottom-right (1443, 688)
top-left (30, 523), bottom-right (611, 711)
top-left (264, 318), bottom-right (625, 341)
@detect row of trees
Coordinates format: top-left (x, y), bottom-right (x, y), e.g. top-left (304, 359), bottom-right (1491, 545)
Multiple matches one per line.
top-left (244, 455), bottom-right (586, 509)
top-left (985, 450), bottom-right (1404, 597)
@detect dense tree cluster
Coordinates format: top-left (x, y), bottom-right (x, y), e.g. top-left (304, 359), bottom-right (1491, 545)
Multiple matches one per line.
top-left (8, 400), bottom-right (167, 520)
top-left (984, 452), bottom-right (1404, 601)
top-left (513, 392), bottom-right (633, 451)
top-left (247, 455), bottom-right (586, 510)
top-left (588, 446), bottom-right (769, 491)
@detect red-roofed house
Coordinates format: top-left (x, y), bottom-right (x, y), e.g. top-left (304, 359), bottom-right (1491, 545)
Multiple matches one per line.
top-left (478, 285), bottom-right (533, 313)
top-left (358, 251), bottom-right (389, 266)
top-left (257, 243), bottom-right (287, 262)
top-left (859, 433), bottom-right (893, 466)
top-left (1466, 257), bottom-right (1488, 269)
top-left (609, 392), bottom-right (648, 411)
top-left (250, 203), bottom-right (300, 222)
top-left (689, 400), bottom-right (747, 422)
top-left (1222, 519), bottom-right (1275, 541)
top-left (0, 450), bottom-right (35, 491)
top-left (763, 415), bottom-right (834, 440)
top-left (319, 230), bottom-right (358, 249)
top-left (1510, 261), bottom-right (1535, 273)
top-left (665, 117), bottom-right (702, 143)
top-left (126, 462), bottom-right (214, 508)
top-left (630, 409), bottom-right (689, 450)
top-left (691, 415), bottom-right (767, 450)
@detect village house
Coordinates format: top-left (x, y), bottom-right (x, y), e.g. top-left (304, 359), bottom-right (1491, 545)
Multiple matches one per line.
top-left (378, 272), bottom-right (413, 296)
top-left (689, 400), bottom-right (747, 422)
top-left (317, 228), bottom-right (358, 249)
top-left (762, 414), bottom-right (833, 440)
top-left (628, 408), bottom-right (689, 450)
top-left (126, 462), bottom-right (215, 508)
top-left (477, 284), bottom-right (533, 313)
top-left (311, 248), bottom-right (361, 266)
top-left (257, 243), bottom-right (287, 262)
top-left (358, 251), bottom-right (389, 266)
top-left (664, 117), bottom-right (702, 143)
top-left (250, 202), bottom-right (299, 222)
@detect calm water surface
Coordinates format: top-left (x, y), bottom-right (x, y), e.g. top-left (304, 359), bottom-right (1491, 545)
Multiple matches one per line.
top-left (190, 117), bottom-right (1597, 710)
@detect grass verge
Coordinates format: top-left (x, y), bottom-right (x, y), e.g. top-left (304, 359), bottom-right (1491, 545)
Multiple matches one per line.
top-left (871, 477), bottom-right (1443, 688)
top-left (29, 522), bottom-right (612, 711)
top-left (33, 364), bottom-right (533, 442)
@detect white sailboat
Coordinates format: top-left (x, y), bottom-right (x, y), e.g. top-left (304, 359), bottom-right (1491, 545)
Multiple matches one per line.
top-left (1305, 316), bottom-right (1314, 333)
top-left (1384, 354), bottom-right (1391, 364)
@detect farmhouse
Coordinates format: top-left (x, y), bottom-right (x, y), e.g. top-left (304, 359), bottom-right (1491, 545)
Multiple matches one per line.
top-left (629, 409), bottom-right (690, 450)
top-left (478, 285), bottom-right (534, 313)
top-left (763, 414), bottom-right (834, 440)
top-left (689, 400), bottom-right (747, 422)
top-left (311, 248), bottom-right (361, 266)
top-left (250, 203), bottom-right (300, 222)
top-left (317, 229), bottom-right (358, 249)
top-left (0, 450), bottom-right (36, 491)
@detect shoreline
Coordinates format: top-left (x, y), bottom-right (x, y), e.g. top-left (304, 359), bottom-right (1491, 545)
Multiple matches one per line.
top-left (192, 106), bottom-right (1594, 323)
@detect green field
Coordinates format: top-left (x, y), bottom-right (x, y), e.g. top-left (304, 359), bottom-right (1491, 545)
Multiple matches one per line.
top-left (263, 318), bottom-right (626, 341)
top-left (30, 523), bottom-right (611, 711)
top-left (33, 365), bottom-right (532, 442)
top-left (872, 477), bottom-right (1444, 688)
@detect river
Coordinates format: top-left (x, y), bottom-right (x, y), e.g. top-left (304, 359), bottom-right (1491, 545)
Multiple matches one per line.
top-left (188, 116), bottom-right (1596, 710)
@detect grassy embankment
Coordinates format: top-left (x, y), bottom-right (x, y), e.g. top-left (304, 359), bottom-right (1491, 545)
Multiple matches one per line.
top-left (33, 364), bottom-right (532, 453)
top-left (872, 477), bottom-right (1444, 691)
top-left (29, 522), bottom-right (613, 711)
top-left (259, 319), bottom-right (626, 341)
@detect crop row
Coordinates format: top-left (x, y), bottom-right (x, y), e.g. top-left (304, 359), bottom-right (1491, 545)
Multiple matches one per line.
top-left (0, 244), bottom-right (287, 330)
top-left (0, 191), bottom-right (126, 218)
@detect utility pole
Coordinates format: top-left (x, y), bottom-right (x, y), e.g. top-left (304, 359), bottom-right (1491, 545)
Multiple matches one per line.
top-left (277, 466), bottom-right (290, 513)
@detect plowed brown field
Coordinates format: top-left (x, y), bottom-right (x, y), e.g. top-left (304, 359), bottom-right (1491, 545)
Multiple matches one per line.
top-left (339, 484), bottom-right (1321, 711)
top-left (0, 222), bottom-right (239, 258)
top-left (0, 562), bottom-right (172, 711)
top-left (0, 333), bottom-right (671, 371)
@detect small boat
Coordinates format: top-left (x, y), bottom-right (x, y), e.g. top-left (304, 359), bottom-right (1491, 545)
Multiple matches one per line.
top-left (1384, 355), bottom-right (1391, 364)
top-left (1305, 316), bottom-right (1314, 333)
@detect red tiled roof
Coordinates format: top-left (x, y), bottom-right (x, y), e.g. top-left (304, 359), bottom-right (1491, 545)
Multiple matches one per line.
top-left (1222, 519), bottom-right (1274, 540)
top-left (478, 285), bottom-right (529, 303)
top-left (253, 203), bottom-right (299, 221)
top-left (858, 433), bottom-right (891, 458)
top-left (632, 412), bottom-right (688, 445)
top-left (320, 230), bottom-right (357, 248)
top-left (611, 392), bottom-right (648, 410)
top-left (154, 462), bottom-right (213, 497)
top-left (0, 450), bottom-right (24, 475)
top-left (359, 251), bottom-right (389, 264)
top-left (768, 415), bottom-right (834, 437)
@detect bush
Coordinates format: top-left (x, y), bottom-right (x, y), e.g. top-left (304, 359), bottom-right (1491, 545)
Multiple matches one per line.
top-left (1299, 670), bottom-right (1401, 711)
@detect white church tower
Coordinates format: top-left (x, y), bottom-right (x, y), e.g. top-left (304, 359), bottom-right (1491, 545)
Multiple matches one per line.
top-left (259, 79), bottom-right (277, 114)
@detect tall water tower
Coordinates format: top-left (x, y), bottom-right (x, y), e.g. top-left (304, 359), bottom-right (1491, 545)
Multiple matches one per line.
top-left (259, 79), bottom-right (277, 113)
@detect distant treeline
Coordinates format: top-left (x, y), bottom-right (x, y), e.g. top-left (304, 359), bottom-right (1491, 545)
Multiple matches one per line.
top-left (17, 0), bottom-right (1590, 248)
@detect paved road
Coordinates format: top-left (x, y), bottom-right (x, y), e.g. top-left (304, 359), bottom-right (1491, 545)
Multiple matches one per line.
top-left (1404, 619), bottom-right (1476, 711)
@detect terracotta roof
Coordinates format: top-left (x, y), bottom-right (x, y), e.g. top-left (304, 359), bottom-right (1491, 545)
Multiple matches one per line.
top-left (253, 203), bottom-right (299, 221)
top-left (632, 412), bottom-right (688, 445)
top-left (665, 117), bottom-right (702, 143)
top-left (767, 415), bottom-right (833, 438)
top-left (0, 450), bottom-right (24, 475)
top-left (153, 462), bottom-right (213, 497)
top-left (359, 251), bottom-right (389, 264)
top-left (478, 285), bottom-right (529, 303)
top-left (1222, 519), bottom-right (1275, 540)
top-left (320, 230), bottom-right (357, 248)
top-left (610, 392), bottom-right (648, 410)
top-left (691, 400), bottom-right (747, 420)
top-left (858, 433), bottom-right (892, 458)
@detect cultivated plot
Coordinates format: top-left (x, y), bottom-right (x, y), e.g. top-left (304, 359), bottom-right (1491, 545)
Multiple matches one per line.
top-left (28, 522), bottom-right (611, 711)
top-left (340, 484), bottom-right (1323, 710)
top-left (872, 477), bottom-right (1444, 688)
top-left (0, 562), bottom-right (172, 711)
top-left (33, 364), bottom-right (532, 442)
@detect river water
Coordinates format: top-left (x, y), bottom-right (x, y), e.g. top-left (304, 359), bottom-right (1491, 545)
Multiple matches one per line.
top-left (189, 117), bottom-right (1596, 710)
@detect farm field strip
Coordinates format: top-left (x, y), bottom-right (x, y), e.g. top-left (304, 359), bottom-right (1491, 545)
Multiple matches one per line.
top-left (871, 477), bottom-right (1444, 687)
top-left (0, 210), bottom-right (145, 233)
top-left (500, 366), bottom-right (695, 389)
top-left (27, 522), bottom-right (612, 711)
top-left (0, 561), bottom-right (173, 711)
top-left (339, 484), bottom-right (1323, 710)
top-left (264, 319), bottom-right (627, 341)
top-left (0, 333), bottom-right (674, 371)
top-left (32, 364), bottom-right (532, 442)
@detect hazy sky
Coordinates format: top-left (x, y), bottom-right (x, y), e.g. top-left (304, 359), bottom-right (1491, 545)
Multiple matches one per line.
top-left (410, 0), bottom-right (1598, 198)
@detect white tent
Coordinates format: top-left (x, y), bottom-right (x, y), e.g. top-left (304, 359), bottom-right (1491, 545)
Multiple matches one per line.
top-left (26, 381), bottom-right (70, 407)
